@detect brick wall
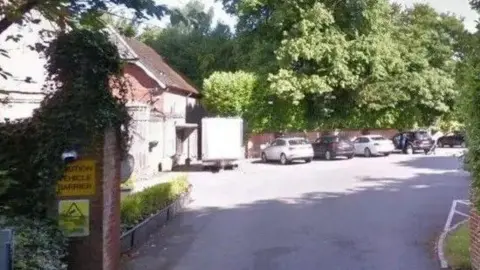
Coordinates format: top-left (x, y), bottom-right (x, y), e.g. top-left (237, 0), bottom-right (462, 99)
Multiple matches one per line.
top-left (471, 208), bottom-right (480, 269)
top-left (111, 63), bottom-right (164, 110)
top-left (471, 188), bottom-right (480, 269)
top-left (65, 139), bottom-right (103, 269)
top-left (65, 129), bottom-right (121, 270)
top-left (246, 128), bottom-right (399, 158)
top-left (102, 129), bottom-right (121, 270)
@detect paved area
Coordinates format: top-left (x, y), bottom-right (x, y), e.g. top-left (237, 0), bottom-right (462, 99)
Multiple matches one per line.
top-left (122, 148), bottom-right (469, 270)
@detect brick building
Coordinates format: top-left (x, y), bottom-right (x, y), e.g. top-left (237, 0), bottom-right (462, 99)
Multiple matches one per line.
top-left (108, 27), bottom-right (205, 178)
top-left (0, 20), bottom-right (205, 180)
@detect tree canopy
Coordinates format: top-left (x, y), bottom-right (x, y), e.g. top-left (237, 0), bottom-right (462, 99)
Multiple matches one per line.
top-left (212, 0), bottom-right (465, 131)
top-left (136, 0), bottom-right (469, 132)
top-left (4, 0), bottom-right (464, 133)
top-left (140, 0), bottom-right (235, 88)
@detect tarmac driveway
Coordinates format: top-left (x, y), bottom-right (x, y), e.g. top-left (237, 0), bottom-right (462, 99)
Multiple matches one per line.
top-left (123, 148), bottom-right (469, 270)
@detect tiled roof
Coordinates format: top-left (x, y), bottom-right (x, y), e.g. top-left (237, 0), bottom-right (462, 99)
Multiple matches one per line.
top-left (122, 37), bottom-right (199, 95)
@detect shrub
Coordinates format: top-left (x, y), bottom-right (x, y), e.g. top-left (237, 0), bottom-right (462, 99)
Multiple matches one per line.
top-left (120, 175), bottom-right (190, 232)
top-left (0, 217), bottom-right (68, 270)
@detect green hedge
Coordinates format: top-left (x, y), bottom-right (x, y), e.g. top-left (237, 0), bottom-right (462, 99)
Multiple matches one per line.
top-left (120, 175), bottom-right (190, 232)
top-left (0, 217), bottom-right (68, 270)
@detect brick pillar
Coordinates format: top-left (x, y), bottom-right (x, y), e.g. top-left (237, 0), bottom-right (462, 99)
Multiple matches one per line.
top-left (471, 189), bottom-right (480, 269)
top-left (58, 128), bottom-right (121, 270)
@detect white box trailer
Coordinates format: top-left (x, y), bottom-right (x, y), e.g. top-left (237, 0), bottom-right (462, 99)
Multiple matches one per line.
top-left (201, 117), bottom-right (244, 170)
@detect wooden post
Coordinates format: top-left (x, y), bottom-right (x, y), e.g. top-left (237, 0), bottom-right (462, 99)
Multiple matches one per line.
top-left (57, 129), bottom-right (121, 270)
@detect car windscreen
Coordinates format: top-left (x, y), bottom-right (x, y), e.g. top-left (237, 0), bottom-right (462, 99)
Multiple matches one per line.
top-left (371, 136), bottom-right (387, 141)
top-left (288, 139), bottom-right (309, 145)
top-left (415, 132), bottom-right (431, 140)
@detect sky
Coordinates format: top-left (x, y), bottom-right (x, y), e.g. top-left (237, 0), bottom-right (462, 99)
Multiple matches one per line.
top-left (146, 0), bottom-right (479, 32)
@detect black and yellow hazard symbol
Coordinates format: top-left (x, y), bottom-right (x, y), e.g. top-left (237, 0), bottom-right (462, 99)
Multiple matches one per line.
top-left (58, 200), bottom-right (90, 237)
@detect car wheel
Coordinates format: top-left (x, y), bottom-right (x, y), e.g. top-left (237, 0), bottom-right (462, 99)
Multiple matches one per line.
top-left (280, 153), bottom-right (288, 165)
top-left (325, 150), bottom-right (332, 160)
top-left (364, 148), bottom-right (372, 157)
top-left (347, 154), bottom-right (354, 159)
top-left (261, 152), bottom-right (268, 163)
top-left (405, 145), bottom-right (413, 155)
top-left (384, 153), bottom-right (390, 156)
top-left (424, 149), bottom-right (429, 155)
top-left (305, 158), bottom-right (312, 163)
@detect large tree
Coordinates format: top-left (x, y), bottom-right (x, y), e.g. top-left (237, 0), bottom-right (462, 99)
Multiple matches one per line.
top-left (140, 0), bottom-right (235, 88)
top-left (218, 0), bottom-right (465, 130)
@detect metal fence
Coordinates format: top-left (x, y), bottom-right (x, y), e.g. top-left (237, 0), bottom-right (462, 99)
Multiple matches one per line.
top-left (0, 229), bottom-right (13, 270)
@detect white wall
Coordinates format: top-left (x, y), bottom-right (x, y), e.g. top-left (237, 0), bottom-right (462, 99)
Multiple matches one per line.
top-left (163, 91), bottom-right (187, 120)
top-left (127, 104), bottom-right (150, 177)
top-left (0, 13), bottom-right (55, 93)
top-left (0, 13), bottom-right (55, 121)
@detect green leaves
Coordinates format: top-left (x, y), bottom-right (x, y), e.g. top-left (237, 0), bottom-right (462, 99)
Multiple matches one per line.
top-left (0, 29), bottom-right (130, 218)
top-left (202, 71), bottom-right (258, 117)
top-left (224, 0), bottom-right (465, 130)
top-left (140, 0), bottom-right (235, 88)
top-left (1, 217), bottom-right (68, 270)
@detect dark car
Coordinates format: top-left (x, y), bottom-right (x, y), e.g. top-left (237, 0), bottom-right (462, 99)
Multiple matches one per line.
top-left (312, 135), bottom-right (355, 160)
top-left (437, 133), bottom-right (466, 148)
top-left (392, 131), bottom-right (433, 154)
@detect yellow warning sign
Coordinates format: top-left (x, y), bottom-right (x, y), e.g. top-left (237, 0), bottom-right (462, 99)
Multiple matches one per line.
top-left (57, 160), bottom-right (96, 196)
top-left (58, 199), bottom-right (89, 237)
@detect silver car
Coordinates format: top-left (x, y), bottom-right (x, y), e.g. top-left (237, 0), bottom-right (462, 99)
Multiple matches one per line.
top-left (261, 137), bottom-right (314, 165)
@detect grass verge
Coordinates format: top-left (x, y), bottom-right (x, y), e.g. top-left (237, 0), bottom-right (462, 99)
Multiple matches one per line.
top-left (445, 222), bottom-right (471, 270)
top-left (120, 174), bottom-right (190, 233)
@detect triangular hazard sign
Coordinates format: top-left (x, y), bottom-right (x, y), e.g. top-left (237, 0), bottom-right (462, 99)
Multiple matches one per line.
top-left (64, 203), bottom-right (85, 217)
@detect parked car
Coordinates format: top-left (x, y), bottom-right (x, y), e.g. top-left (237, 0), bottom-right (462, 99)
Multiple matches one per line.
top-left (392, 130), bottom-right (433, 154)
top-left (353, 135), bottom-right (395, 157)
top-left (437, 133), bottom-right (466, 148)
top-left (312, 135), bottom-right (355, 160)
top-left (261, 137), bottom-right (314, 165)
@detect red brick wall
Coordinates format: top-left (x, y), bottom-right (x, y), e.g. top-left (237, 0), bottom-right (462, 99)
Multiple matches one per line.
top-left (111, 63), bottom-right (164, 111)
top-left (246, 128), bottom-right (399, 158)
top-left (471, 208), bottom-right (480, 269)
top-left (471, 188), bottom-right (480, 269)
top-left (65, 130), bottom-right (121, 270)
top-left (102, 129), bottom-right (121, 270)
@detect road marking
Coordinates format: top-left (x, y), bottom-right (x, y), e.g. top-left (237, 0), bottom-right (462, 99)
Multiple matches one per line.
top-left (443, 200), bottom-right (457, 232)
top-left (454, 211), bottom-right (469, 218)
top-left (438, 199), bottom-right (471, 268)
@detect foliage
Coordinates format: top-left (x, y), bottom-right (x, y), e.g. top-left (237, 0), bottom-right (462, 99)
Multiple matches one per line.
top-left (202, 71), bottom-right (257, 117)
top-left (0, 0), bottom-right (184, 82)
top-left (140, 0), bottom-right (465, 133)
top-left (101, 13), bottom-right (141, 38)
top-left (458, 15), bottom-right (480, 209)
top-left (211, 0), bottom-right (465, 131)
top-left (120, 175), bottom-right (190, 232)
top-left (140, 0), bottom-right (235, 88)
top-left (0, 0), bottom-right (172, 36)
top-left (0, 217), bottom-right (68, 270)
top-left (445, 222), bottom-right (471, 270)
top-left (0, 29), bottom-right (130, 218)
